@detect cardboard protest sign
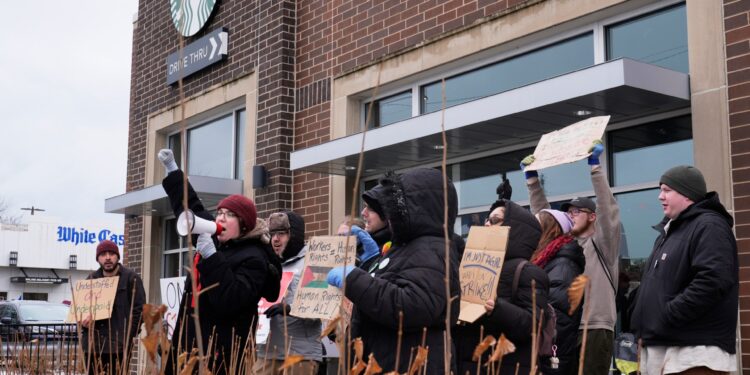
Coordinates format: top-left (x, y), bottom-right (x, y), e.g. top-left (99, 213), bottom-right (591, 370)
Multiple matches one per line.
top-left (458, 226), bottom-right (509, 323)
top-left (255, 271), bottom-right (294, 344)
top-left (159, 276), bottom-right (186, 340)
top-left (290, 236), bottom-right (356, 320)
top-left (67, 276), bottom-right (120, 323)
top-left (525, 115), bottom-right (610, 171)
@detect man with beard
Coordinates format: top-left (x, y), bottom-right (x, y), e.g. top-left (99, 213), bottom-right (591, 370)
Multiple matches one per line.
top-left (80, 240), bottom-right (146, 375)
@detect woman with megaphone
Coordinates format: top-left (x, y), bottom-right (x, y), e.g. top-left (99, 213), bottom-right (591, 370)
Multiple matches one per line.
top-left (157, 149), bottom-right (282, 375)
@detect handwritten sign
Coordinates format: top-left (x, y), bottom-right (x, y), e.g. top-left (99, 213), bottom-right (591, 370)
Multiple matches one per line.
top-left (458, 226), bottom-right (509, 323)
top-left (67, 276), bottom-right (119, 323)
top-left (290, 236), bottom-right (356, 320)
top-left (525, 116), bottom-right (609, 171)
top-left (159, 277), bottom-right (186, 340)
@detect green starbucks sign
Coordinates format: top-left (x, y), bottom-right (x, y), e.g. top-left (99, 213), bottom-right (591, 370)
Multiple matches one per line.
top-left (170, 0), bottom-right (217, 37)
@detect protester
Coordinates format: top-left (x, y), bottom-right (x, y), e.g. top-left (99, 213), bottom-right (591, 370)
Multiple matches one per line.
top-left (532, 209), bottom-right (585, 374)
top-left (255, 211), bottom-right (323, 374)
top-left (454, 199), bottom-right (549, 375)
top-left (485, 174), bottom-right (513, 227)
top-left (358, 183), bottom-right (392, 271)
top-left (80, 240), bottom-right (146, 375)
top-left (631, 165), bottom-right (738, 374)
top-left (523, 141), bottom-right (620, 374)
top-left (327, 168), bottom-right (461, 374)
top-left (158, 149), bottom-right (281, 374)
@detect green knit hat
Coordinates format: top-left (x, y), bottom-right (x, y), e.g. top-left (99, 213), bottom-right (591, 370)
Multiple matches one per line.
top-left (659, 165), bottom-right (707, 202)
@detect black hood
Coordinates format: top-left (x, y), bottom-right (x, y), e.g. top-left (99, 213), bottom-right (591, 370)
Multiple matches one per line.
top-left (380, 168), bottom-right (458, 245)
top-left (657, 192), bottom-right (734, 230)
top-left (282, 211), bottom-right (306, 261)
top-left (501, 200), bottom-right (541, 260)
top-left (362, 184), bottom-right (388, 220)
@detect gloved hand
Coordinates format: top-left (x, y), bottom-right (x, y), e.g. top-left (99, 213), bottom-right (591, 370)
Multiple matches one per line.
top-left (158, 149), bottom-right (179, 173)
top-left (264, 303), bottom-right (291, 318)
top-left (519, 154), bottom-right (538, 179)
top-left (588, 140), bottom-right (604, 166)
top-left (196, 233), bottom-right (217, 259)
top-left (351, 226), bottom-right (379, 263)
top-left (327, 266), bottom-right (355, 288)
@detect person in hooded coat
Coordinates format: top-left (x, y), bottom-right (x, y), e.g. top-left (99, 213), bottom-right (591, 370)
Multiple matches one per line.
top-left (358, 183), bottom-right (393, 271)
top-left (531, 209), bottom-right (585, 375)
top-left (454, 199), bottom-right (550, 375)
top-left (255, 211), bottom-right (322, 374)
top-left (327, 168), bottom-right (462, 374)
top-left (158, 150), bottom-right (281, 375)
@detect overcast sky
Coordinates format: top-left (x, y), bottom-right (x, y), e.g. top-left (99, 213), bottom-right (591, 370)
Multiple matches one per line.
top-left (0, 1), bottom-right (139, 229)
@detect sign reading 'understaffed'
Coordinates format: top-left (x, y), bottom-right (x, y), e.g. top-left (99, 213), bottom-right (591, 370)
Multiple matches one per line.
top-left (67, 276), bottom-right (119, 323)
top-left (290, 236), bottom-right (356, 320)
top-left (166, 27), bottom-right (228, 85)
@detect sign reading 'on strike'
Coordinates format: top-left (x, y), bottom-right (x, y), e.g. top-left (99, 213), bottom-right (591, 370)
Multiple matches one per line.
top-left (67, 276), bottom-right (119, 323)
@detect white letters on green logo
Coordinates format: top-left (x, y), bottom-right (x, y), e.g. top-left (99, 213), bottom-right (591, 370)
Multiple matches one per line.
top-left (170, 0), bottom-right (217, 37)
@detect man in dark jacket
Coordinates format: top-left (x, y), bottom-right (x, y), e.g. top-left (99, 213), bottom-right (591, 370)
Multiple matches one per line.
top-left (454, 199), bottom-right (550, 375)
top-left (631, 165), bottom-right (738, 374)
top-left (327, 168), bottom-right (461, 374)
top-left (81, 240), bottom-right (146, 375)
top-left (158, 149), bottom-right (281, 374)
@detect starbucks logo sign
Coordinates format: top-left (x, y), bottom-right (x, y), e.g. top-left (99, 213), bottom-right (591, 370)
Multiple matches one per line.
top-left (170, 0), bottom-right (217, 37)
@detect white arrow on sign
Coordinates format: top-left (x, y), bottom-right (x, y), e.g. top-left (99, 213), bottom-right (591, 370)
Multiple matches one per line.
top-left (208, 32), bottom-right (228, 61)
top-left (210, 37), bottom-right (218, 60)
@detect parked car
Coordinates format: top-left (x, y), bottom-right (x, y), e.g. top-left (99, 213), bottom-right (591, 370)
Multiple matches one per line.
top-left (0, 300), bottom-right (76, 342)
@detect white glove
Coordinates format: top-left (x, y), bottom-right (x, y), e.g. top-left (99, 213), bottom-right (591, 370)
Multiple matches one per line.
top-left (158, 149), bottom-right (179, 173)
top-left (196, 233), bottom-right (217, 259)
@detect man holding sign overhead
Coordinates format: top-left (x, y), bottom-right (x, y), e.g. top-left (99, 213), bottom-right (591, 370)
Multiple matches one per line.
top-left (79, 240), bottom-right (146, 375)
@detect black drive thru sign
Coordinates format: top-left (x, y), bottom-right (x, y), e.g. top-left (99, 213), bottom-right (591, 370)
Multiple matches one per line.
top-left (166, 28), bottom-right (228, 85)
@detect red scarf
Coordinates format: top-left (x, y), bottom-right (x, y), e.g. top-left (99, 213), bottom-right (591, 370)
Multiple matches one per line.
top-left (532, 235), bottom-right (574, 269)
top-left (191, 253), bottom-right (202, 308)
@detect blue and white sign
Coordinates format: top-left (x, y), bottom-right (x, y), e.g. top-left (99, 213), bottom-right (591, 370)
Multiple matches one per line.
top-left (166, 28), bottom-right (228, 85)
top-left (56, 226), bottom-right (124, 247)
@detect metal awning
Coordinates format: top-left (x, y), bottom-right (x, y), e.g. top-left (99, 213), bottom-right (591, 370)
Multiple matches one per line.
top-left (290, 58), bottom-right (690, 177)
top-left (104, 175), bottom-right (243, 216)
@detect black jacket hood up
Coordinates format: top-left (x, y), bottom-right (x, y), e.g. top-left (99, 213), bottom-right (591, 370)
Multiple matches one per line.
top-left (282, 210), bottom-right (306, 261)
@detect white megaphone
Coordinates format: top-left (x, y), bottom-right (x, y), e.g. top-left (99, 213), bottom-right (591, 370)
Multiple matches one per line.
top-left (176, 210), bottom-right (224, 236)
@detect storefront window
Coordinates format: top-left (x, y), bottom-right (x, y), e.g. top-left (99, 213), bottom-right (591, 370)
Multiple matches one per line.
top-left (452, 148), bottom-right (532, 211)
top-left (616, 188), bottom-right (664, 283)
top-left (421, 33), bottom-right (594, 114)
top-left (365, 91), bottom-right (412, 129)
top-left (609, 115), bottom-right (693, 186)
top-left (606, 3), bottom-right (688, 73)
top-left (236, 109), bottom-right (246, 180)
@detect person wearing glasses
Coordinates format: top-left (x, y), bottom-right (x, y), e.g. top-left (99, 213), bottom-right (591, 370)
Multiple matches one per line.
top-left (157, 149), bottom-right (282, 375)
top-left (522, 141), bottom-right (621, 375)
top-left (255, 211), bottom-right (323, 374)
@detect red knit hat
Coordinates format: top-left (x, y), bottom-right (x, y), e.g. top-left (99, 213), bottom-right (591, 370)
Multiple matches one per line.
top-left (217, 194), bottom-right (257, 233)
top-left (96, 240), bottom-right (120, 259)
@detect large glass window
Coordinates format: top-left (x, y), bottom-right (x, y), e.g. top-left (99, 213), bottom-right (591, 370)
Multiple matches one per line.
top-left (421, 33), bottom-right (594, 114)
top-left (452, 148), bottom-right (533, 211)
top-left (609, 115), bottom-right (693, 186)
top-left (168, 108), bottom-right (246, 179)
top-left (606, 4), bottom-right (688, 73)
top-left (616, 188), bottom-right (664, 282)
top-left (365, 91), bottom-right (412, 129)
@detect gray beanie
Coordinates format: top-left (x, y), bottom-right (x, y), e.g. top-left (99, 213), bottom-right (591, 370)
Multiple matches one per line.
top-left (659, 165), bottom-right (707, 202)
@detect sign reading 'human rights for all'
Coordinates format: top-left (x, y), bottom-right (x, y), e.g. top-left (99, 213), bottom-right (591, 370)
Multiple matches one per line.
top-left (458, 226), bottom-right (509, 323)
top-left (67, 276), bottom-right (119, 323)
top-left (525, 115), bottom-right (610, 171)
top-left (165, 27), bottom-right (228, 85)
top-left (290, 236), bottom-right (356, 320)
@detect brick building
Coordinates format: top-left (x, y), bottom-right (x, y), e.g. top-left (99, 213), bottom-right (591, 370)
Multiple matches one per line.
top-left (106, 0), bottom-right (750, 371)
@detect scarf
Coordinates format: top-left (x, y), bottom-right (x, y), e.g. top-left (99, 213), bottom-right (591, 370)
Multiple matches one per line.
top-left (532, 235), bottom-right (574, 269)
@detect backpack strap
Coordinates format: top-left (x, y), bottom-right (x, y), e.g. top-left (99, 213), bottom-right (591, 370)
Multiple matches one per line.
top-left (511, 260), bottom-right (528, 303)
top-left (592, 239), bottom-right (616, 296)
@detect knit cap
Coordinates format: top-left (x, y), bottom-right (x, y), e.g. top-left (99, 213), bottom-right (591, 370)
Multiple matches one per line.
top-left (659, 165), bottom-right (707, 202)
top-left (217, 194), bottom-right (258, 233)
top-left (541, 209), bottom-right (573, 234)
top-left (96, 240), bottom-right (120, 260)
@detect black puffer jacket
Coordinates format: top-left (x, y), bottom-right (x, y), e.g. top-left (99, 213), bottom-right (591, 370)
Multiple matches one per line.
top-left (345, 168), bottom-right (461, 374)
top-left (539, 241), bottom-right (585, 375)
top-left (631, 193), bottom-right (738, 353)
top-left (161, 170), bottom-right (281, 374)
top-left (454, 200), bottom-right (550, 375)
top-left (82, 265), bottom-right (146, 354)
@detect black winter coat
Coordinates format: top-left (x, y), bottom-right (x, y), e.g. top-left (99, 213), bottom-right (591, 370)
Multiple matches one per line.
top-left (454, 200), bottom-right (550, 375)
top-left (631, 192), bottom-right (738, 353)
top-left (345, 168), bottom-right (461, 374)
top-left (162, 171), bottom-right (281, 374)
top-left (82, 265), bottom-right (146, 354)
top-left (539, 241), bottom-right (585, 375)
